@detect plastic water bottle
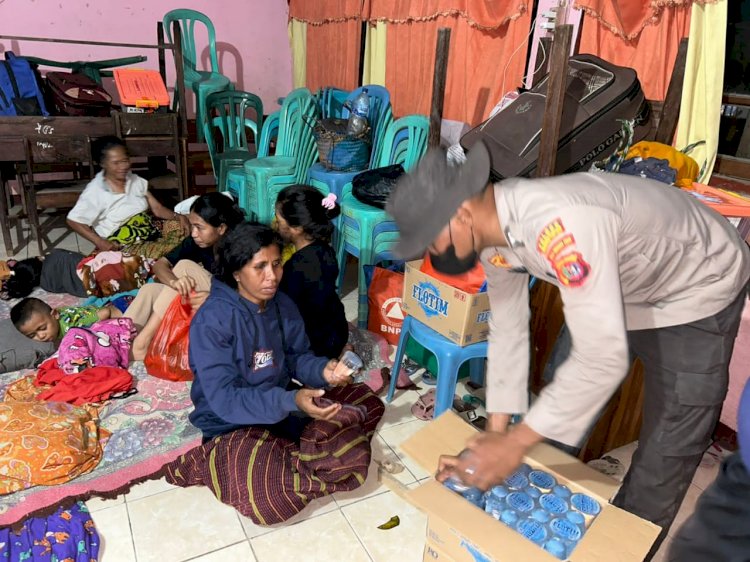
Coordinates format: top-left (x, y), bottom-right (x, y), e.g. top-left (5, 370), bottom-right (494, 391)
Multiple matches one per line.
top-left (346, 88), bottom-right (370, 136)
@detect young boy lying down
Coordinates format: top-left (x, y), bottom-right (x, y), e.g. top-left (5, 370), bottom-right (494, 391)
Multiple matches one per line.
top-left (11, 297), bottom-right (121, 344)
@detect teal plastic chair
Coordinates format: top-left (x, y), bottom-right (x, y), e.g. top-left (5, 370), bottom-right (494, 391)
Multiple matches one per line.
top-left (225, 111), bottom-right (279, 209)
top-left (336, 115), bottom-right (430, 326)
top-left (164, 9), bottom-right (232, 143)
top-left (238, 88), bottom-right (318, 223)
top-left (317, 87), bottom-right (349, 119)
top-left (203, 90), bottom-right (263, 193)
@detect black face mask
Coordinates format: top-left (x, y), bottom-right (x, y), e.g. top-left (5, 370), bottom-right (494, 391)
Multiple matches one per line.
top-left (429, 224), bottom-right (478, 275)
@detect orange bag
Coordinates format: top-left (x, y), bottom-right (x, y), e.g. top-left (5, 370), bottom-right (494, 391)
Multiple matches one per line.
top-left (419, 253), bottom-right (486, 293)
top-left (367, 267), bottom-right (405, 345)
top-left (144, 295), bottom-right (194, 382)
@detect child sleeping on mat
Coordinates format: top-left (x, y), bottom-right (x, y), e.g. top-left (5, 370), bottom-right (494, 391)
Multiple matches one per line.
top-left (11, 297), bottom-right (122, 344)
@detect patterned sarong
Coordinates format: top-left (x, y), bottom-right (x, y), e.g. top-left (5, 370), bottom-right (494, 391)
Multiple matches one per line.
top-left (164, 384), bottom-right (384, 525)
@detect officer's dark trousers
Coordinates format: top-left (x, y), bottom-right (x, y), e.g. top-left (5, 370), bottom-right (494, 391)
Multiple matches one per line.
top-left (615, 289), bottom-right (746, 558)
top-left (545, 287), bottom-right (747, 559)
top-left (668, 451), bottom-right (750, 562)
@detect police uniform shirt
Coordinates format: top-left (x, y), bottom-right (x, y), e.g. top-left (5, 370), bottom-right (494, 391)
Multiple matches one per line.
top-left (481, 172), bottom-right (750, 446)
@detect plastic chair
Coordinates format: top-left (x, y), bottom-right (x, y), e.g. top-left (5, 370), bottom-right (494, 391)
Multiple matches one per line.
top-left (386, 315), bottom-right (487, 418)
top-left (307, 85), bottom-right (393, 201)
top-left (203, 90), bottom-right (263, 193)
top-left (336, 115), bottom-right (430, 326)
top-left (239, 88), bottom-right (319, 223)
top-left (317, 87), bottom-right (349, 119)
top-left (164, 9), bottom-right (232, 143)
top-left (225, 111), bottom-right (279, 210)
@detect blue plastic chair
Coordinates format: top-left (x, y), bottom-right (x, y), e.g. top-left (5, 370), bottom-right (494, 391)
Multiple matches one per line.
top-left (336, 115), bottom-right (430, 326)
top-left (164, 9), bottom-right (233, 143)
top-left (316, 87), bottom-right (349, 119)
top-left (387, 316), bottom-right (487, 418)
top-left (387, 277), bottom-right (538, 418)
top-left (307, 85), bottom-right (393, 202)
top-left (203, 90), bottom-right (263, 193)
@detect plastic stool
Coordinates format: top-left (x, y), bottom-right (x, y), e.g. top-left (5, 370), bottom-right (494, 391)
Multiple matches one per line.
top-left (387, 315), bottom-right (487, 418)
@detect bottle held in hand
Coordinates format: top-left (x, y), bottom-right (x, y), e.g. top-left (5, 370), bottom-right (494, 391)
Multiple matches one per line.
top-left (333, 349), bottom-right (365, 382)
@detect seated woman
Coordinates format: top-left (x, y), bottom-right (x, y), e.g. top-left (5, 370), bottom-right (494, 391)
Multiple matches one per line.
top-left (66, 135), bottom-right (189, 254)
top-left (124, 192), bottom-right (244, 359)
top-left (275, 185), bottom-right (349, 358)
top-left (164, 222), bottom-right (384, 524)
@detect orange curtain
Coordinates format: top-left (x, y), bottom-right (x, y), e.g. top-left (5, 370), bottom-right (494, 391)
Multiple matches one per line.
top-left (578, 3), bottom-right (693, 100)
top-left (365, 1), bottom-right (531, 125)
top-left (289, 0), bottom-right (363, 92)
top-left (364, 0), bottom-right (528, 29)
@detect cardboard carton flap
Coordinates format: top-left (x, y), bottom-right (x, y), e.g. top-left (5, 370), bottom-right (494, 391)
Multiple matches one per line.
top-left (572, 505), bottom-right (661, 561)
top-left (401, 411), bottom-right (477, 475)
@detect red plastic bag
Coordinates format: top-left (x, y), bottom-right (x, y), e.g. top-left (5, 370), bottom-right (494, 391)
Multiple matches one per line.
top-left (367, 267), bottom-right (405, 345)
top-left (144, 295), bottom-right (194, 381)
top-left (420, 253), bottom-right (486, 293)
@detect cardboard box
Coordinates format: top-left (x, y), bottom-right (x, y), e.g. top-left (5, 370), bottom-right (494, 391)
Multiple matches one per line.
top-left (401, 260), bottom-right (490, 346)
top-left (424, 540), bottom-right (456, 562)
top-left (395, 412), bottom-right (660, 562)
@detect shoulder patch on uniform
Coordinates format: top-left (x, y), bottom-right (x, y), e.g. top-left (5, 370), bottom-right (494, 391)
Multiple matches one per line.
top-left (537, 218), bottom-right (566, 255)
top-left (552, 252), bottom-right (590, 287)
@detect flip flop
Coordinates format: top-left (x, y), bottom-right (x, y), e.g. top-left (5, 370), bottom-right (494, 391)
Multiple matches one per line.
top-left (411, 389), bottom-right (436, 421)
top-left (421, 371), bottom-right (437, 386)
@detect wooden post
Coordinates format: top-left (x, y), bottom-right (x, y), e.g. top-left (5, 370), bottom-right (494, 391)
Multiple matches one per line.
top-left (535, 24), bottom-right (573, 178)
top-left (172, 22), bottom-right (189, 140)
top-left (532, 36), bottom-right (553, 88)
top-left (157, 22), bottom-right (166, 84)
top-left (428, 28), bottom-right (451, 148)
top-left (654, 38), bottom-right (689, 145)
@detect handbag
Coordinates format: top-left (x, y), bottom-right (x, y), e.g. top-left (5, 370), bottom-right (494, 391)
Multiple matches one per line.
top-left (351, 164), bottom-right (405, 209)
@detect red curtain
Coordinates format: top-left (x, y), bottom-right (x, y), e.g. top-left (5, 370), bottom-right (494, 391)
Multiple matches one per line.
top-left (366, 0), bottom-right (532, 125)
top-left (578, 3), bottom-right (692, 100)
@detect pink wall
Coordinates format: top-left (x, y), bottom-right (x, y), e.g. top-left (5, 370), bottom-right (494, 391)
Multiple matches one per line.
top-left (0, 0), bottom-right (293, 116)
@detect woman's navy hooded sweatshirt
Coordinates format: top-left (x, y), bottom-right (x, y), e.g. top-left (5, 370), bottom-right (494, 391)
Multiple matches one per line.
top-left (188, 278), bottom-right (328, 439)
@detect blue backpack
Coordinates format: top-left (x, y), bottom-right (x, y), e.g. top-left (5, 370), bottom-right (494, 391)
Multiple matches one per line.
top-left (0, 52), bottom-right (49, 116)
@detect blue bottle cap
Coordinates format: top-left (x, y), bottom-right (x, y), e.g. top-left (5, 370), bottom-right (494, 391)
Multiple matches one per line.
top-left (525, 486), bottom-right (542, 499)
top-left (504, 471), bottom-right (529, 490)
top-left (531, 508), bottom-right (551, 523)
top-left (550, 517), bottom-right (583, 541)
top-left (506, 492), bottom-right (535, 513)
top-left (517, 463), bottom-right (533, 475)
top-left (500, 509), bottom-right (519, 526)
top-left (490, 485), bottom-right (509, 499)
top-left (516, 518), bottom-right (548, 545)
top-left (529, 470), bottom-right (557, 489)
top-left (485, 497), bottom-right (504, 518)
top-left (571, 493), bottom-right (601, 516)
top-left (443, 476), bottom-right (471, 494)
top-left (566, 511), bottom-right (586, 526)
top-left (544, 538), bottom-right (567, 560)
top-left (462, 487), bottom-right (484, 504)
top-left (553, 485), bottom-right (572, 498)
top-left (540, 493), bottom-right (569, 514)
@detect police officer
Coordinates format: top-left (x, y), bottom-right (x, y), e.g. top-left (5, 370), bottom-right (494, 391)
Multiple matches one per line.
top-left (386, 142), bottom-right (750, 556)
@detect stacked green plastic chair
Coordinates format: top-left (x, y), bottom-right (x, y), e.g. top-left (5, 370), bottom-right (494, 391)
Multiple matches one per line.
top-left (164, 9), bottom-right (232, 143)
top-left (336, 115), bottom-right (430, 326)
top-left (204, 90), bottom-right (263, 193)
top-left (238, 88), bottom-right (318, 223)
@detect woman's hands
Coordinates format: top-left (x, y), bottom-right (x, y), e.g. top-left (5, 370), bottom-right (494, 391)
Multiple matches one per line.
top-left (188, 290), bottom-right (209, 310)
top-left (295, 388), bottom-right (341, 420)
top-left (177, 213), bottom-right (191, 236)
top-left (96, 238), bottom-right (121, 252)
top-left (170, 275), bottom-right (196, 297)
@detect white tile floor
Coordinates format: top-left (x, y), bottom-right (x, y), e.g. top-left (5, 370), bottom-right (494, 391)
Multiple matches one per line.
top-left (1, 220), bottom-right (716, 561)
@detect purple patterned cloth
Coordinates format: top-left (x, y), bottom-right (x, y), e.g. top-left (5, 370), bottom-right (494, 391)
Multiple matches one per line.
top-left (57, 318), bottom-right (136, 375)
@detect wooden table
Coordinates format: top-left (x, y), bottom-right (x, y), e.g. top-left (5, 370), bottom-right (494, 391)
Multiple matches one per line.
top-left (0, 113), bottom-right (185, 255)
